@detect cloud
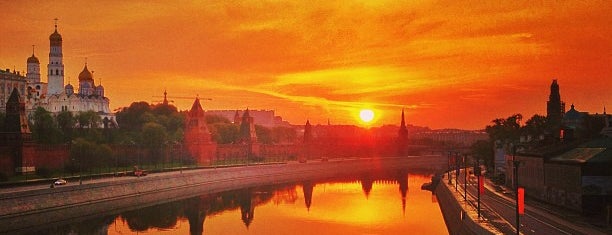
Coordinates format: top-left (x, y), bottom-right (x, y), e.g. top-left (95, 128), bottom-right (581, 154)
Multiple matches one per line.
top-left (1, 0), bottom-right (610, 129)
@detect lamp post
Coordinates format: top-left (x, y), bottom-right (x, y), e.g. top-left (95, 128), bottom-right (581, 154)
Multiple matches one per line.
top-left (475, 158), bottom-right (481, 218)
top-left (512, 145), bottom-right (520, 235)
top-left (79, 155), bottom-right (82, 185)
top-left (179, 140), bottom-right (183, 173)
top-left (71, 140), bottom-right (82, 185)
top-left (463, 154), bottom-right (467, 201)
top-left (455, 152), bottom-right (459, 191)
top-left (447, 151), bottom-right (452, 184)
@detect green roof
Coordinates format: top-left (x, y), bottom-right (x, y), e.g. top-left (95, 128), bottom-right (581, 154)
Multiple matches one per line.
top-left (549, 138), bottom-right (612, 163)
top-left (550, 148), bottom-right (605, 163)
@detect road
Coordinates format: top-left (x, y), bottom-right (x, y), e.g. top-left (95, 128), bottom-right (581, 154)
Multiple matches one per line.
top-left (451, 169), bottom-right (606, 235)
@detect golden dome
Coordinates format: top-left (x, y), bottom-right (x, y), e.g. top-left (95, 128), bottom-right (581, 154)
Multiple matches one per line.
top-left (49, 26), bottom-right (62, 46)
top-left (27, 54), bottom-right (39, 63)
top-left (78, 65), bottom-right (93, 81)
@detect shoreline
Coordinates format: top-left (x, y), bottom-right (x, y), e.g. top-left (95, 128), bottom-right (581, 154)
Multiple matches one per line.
top-left (0, 156), bottom-right (447, 234)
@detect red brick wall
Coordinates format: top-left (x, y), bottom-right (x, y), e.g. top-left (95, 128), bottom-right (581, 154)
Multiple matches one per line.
top-left (30, 144), bottom-right (70, 169)
top-left (0, 146), bottom-right (16, 176)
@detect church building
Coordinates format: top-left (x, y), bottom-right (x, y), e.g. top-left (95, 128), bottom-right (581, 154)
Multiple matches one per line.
top-left (23, 21), bottom-right (115, 127)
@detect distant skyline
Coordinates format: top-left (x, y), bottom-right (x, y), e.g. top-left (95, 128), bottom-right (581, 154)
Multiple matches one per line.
top-left (1, 1), bottom-right (610, 129)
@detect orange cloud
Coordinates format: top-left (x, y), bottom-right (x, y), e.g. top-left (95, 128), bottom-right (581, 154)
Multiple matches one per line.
top-left (1, 0), bottom-right (610, 129)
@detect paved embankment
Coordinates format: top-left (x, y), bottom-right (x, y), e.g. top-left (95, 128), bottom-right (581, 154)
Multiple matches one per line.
top-left (435, 173), bottom-right (502, 235)
top-left (0, 156), bottom-right (445, 234)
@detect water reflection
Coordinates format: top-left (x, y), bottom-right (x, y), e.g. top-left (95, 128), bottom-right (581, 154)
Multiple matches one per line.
top-left (25, 171), bottom-right (446, 234)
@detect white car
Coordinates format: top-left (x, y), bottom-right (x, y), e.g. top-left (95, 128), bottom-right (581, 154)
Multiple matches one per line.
top-left (54, 179), bottom-right (67, 185)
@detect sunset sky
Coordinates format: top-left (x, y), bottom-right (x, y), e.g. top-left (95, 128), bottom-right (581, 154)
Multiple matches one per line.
top-left (1, 0), bottom-right (610, 129)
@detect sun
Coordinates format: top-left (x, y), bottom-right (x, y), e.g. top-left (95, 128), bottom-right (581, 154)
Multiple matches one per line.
top-left (359, 109), bottom-right (375, 123)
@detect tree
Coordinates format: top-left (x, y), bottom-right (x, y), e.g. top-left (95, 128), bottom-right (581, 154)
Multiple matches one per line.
top-left (471, 140), bottom-right (494, 170)
top-left (116, 101), bottom-right (152, 132)
top-left (76, 111), bottom-right (101, 129)
top-left (255, 125), bottom-right (272, 144)
top-left (582, 115), bottom-right (606, 139)
top-left (70, 138), bottom-right (96, 170)
top-left (142, 122), bottom-right (168, 165)
top-left (522, 114), bottom-right (548, 138)
top-left (210, 123), bottom-right (239, 144)
top-left (485, 113), bottom-right (522, 143)
top-left (271, 126), bottom-right (297, 144)
top-left (70, 138), bottom-right (113, 171)
top-left (56, 110), bottom-right (75, 141)
top-left (115, 102), bottom-right (184, 144)
top-left (31, 107), bottom-right (62, 144)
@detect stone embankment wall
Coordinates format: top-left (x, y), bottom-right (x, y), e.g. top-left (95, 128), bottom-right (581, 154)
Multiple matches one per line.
top-left (0, 156), bottom-right (446, 234)
top-left (435, 173), bottom-right (501, 235)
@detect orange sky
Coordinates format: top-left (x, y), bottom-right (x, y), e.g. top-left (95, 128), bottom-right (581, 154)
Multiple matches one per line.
top-left (1, 0), bottom-right (610, 129)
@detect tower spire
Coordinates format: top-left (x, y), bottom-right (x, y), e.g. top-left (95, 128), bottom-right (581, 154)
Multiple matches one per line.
top-left (398, 108), bottom-right (409, 155)
top-left (31, 45), bottom-right (35, 55)
top-left (163, 89), bottom-right (168, 105)
top-left (400, 108), bottom-right (406, 127)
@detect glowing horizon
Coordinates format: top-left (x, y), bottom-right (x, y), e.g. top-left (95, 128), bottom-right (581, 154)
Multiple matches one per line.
top-left (1, 1), bottom-right (610, 129)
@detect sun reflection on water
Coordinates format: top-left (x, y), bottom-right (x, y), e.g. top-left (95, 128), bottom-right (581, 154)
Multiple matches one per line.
top-left (107, 174), bottom-right (447, 235)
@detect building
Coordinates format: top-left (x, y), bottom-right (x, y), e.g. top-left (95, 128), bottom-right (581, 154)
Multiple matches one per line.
top-left (205, 109), bottom-right (290, 127)
top-left (26, 46), bottom-right (47, 101)
top-left (0, 69), bottom-right (27, 113)
top-left (544, 138), bottom-right (612, 214)
top-left (561, 104), bottom-right (588, 140)
top-left (43, 64), bottom-right (115, 126)
top-left (0, 88), bottom-right (34, 175)
top-left (47, 23), bottom-right (64, 95)
top-left (547, 79), bottom-right (565, 137)
top-left (184, 98), bottom-right (216, 164)
top-left (15, 22), bottom-right (116, 126)
top-left (601, 108), bottom-right (612, 137)
top-left (184, 98), bottom-right (296, 165)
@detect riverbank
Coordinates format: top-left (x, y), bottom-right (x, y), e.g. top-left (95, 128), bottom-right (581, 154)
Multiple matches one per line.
top-left (0, 156), bottom-right (446, 234)
top-left (436, 169), bottom-right (609, 235)
top-left (435, 172), bottom-right (502, 235)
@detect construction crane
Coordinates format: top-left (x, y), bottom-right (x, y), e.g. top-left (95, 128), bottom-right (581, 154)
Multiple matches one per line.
top-left (152, 90), bottom-right (212, 105)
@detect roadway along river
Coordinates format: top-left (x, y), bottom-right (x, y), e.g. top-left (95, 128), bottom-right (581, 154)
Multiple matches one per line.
top-left (454, 168), bottom-right (606, 235)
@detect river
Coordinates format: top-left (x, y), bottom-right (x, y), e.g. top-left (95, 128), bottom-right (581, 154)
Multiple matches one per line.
top-left (19, 172), bottom-right (447, 234)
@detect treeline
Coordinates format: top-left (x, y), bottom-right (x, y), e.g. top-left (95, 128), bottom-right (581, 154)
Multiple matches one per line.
top-left (21, 101), bottom-right (298, 146)
top-left (471, 113), bottom-right (606, 170)
top-left (2, 102), bottom-right (297, 172)
top-left (204, 115), bottom-right (297, 144)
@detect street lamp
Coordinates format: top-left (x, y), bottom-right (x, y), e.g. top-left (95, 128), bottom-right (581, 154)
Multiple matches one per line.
top-left (512, 145), bottom-right (520, 235)
top-left (71, 140), bottom-right (82, 185)
top-left (463, 154), bottom-right (467, 201)
top-left (475, 158), bottom-right (482, 218)
top-left (178, 140), bottom-right (183, 173)
top-left (455, 152), bottom-right (459, 191)
top-left (447, 151), bottom-right (452, 184)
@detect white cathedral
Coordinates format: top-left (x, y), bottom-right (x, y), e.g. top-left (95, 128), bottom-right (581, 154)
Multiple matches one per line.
top-left (24, 22), bottom-right (116, 127)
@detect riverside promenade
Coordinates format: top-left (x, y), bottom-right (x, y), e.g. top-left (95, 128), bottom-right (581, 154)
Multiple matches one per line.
top-left (0, 156), bottom-right (446, 234)
top-left (437, 168), bottom-right (609, 235)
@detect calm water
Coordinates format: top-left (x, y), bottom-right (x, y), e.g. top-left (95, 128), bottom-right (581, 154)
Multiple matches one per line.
top-left (29, 173), bottom-right (447, 234)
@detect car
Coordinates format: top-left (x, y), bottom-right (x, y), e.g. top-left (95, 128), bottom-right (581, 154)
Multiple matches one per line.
top-left (54, 179), bottom-right (67, 185)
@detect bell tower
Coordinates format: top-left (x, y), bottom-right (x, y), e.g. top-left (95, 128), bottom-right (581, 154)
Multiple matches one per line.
top-left (26, 45), bottom-right (41, 83)
top-left (47, 19), bottom-right (65, 95)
